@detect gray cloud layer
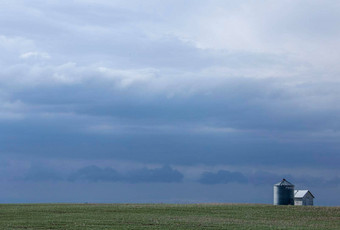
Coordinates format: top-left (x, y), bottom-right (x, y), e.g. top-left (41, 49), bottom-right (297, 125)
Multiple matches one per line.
top-left (19, 165), bottom-right (340, 189)
top-left (22, 165), bottom-right (183, 183)
top-left (1, 0), bottom-right (340, 204)
top-left (198, 170), bottom-right (340, 188)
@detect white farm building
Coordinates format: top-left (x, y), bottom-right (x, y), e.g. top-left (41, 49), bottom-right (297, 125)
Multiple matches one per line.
top-left (294, 190), bottom-right (314, 206)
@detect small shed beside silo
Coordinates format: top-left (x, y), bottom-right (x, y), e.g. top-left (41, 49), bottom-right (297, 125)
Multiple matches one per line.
top-left (294, 190), bottom-right (314, 206)
top-left (273, 179), bottom-right (295, 205)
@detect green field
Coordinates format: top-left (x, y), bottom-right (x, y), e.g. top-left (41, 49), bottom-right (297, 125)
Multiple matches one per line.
top-left (0, 203), bottom-right (339, 229)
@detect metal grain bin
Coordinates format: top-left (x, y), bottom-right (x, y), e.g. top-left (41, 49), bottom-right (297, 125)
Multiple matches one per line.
top-left (273, 179), bottom-right (294, 205)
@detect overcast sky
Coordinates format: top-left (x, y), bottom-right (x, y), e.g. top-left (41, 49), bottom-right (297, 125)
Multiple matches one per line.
top-left (1, 0), bottom-right (340, 206)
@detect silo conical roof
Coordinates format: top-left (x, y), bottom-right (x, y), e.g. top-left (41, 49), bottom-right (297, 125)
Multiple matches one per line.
top-left (275, 178), bottom-right (294, 186)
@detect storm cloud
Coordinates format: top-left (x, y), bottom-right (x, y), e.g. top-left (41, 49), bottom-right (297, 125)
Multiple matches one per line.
top-left (18, 164), bottom-right (184, 184)
top-left (0, 0), bottom-right (340, 205)
top-left (69, 165), bottom-right (183, 183)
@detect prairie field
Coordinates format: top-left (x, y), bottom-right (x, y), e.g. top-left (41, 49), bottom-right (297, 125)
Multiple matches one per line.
top-left (0, 203), bottom-right (339, 229)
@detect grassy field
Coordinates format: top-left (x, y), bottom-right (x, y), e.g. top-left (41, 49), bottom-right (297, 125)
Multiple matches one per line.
top-left (0, 203), bottom-right (339, 229)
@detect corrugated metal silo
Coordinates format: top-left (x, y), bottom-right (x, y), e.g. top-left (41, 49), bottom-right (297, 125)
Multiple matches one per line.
top-left (273, 178), bottom-right (295, 205)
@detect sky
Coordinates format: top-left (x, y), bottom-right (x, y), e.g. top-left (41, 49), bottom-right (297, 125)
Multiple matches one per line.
top-left (0, 0), bottom-right (340, 206)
